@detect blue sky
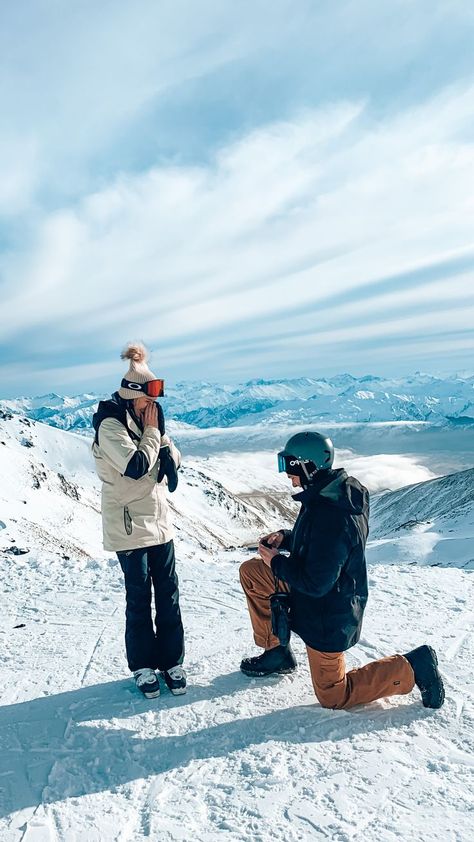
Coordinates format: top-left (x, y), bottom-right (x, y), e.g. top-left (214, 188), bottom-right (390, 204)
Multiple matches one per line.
top-left (1, 0), bottom-right (474, 397)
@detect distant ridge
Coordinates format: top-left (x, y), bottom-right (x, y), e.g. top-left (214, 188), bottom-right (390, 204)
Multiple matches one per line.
top-left (371, 467), bottom-right (474, 537)
top-left (1, 372), bottom-right (473, 431)
top-left (369, 468), bottom-right (474, 570)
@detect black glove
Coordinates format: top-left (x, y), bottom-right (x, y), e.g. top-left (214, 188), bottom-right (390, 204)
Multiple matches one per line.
top-left (157, 445), bottom-right (179, 492)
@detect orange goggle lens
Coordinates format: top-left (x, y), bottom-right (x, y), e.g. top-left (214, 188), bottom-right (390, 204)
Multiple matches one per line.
top-left (145, 379), bottom-right (165, 397)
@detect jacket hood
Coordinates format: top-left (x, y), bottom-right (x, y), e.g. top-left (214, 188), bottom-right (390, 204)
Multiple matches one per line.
top-left (92, 392), bottom-right (127, 434)
top-left (293, 468), bottom-right (368, 515)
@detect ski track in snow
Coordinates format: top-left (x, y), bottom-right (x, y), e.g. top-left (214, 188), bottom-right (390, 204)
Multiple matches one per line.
top-left (0, 545), bottom-right (473, 842)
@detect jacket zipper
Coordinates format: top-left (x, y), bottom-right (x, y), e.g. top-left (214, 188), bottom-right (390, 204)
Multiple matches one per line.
top-left (123, 506), bottom-right (133, 535)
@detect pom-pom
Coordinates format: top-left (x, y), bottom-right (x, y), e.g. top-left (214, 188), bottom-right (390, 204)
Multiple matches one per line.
top-left (121, 342), bottom-right (148, 364)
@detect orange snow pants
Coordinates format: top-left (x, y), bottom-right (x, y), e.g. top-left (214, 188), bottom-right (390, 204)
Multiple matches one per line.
top-left (239, 558), bottom-right (415, 710)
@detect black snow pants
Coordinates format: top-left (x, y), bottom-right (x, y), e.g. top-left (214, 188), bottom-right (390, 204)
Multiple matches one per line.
top-left (117, 540), bottom-right (185, 673)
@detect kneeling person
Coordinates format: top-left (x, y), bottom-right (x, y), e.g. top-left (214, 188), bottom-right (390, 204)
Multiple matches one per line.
top-left (239, 432), bottom-right (444, 711)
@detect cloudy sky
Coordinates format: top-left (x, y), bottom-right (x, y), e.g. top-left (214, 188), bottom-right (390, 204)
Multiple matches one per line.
top-left (1, 0), bottom-right (474, 396)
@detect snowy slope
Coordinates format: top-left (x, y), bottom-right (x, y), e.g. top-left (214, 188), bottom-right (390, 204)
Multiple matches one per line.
top-left (0, 417), bottom-right (473, 841)
top-left (0, 412), bottom-right (102, 559)
top-left (369, 469), bottom-right (474, 569)
top-left (0, 413), bottom-right (295, 558)
top-left (1, 551), bottom-right (473, 842)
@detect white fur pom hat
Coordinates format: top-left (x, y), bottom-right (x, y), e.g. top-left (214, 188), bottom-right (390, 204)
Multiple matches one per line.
top-left (119, 343), bottom-right (158, 399)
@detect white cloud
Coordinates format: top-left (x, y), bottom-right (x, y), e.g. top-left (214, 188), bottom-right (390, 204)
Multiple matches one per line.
top-left (0, 0), bottom-right (315, 210)
top-left (4, 87), bottom-right (474, 343)
top-left (0, 136), bottom-right (39, 215)
top-left (1, 2), bottom-right (474, 389)
top-left (335, 452), bottom-right (437, 493)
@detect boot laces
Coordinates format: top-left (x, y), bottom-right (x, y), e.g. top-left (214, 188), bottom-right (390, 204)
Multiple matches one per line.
top-left (134, 668), bottom-right (157, 686)
top-left (167, 665), bottom-right (185, 681)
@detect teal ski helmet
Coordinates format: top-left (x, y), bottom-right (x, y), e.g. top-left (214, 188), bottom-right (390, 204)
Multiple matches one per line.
top-left (277, 431), bottom-right (334, 482)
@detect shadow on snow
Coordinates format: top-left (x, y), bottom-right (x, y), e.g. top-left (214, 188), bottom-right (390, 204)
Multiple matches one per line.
top-left (0, 671), bottom-right (429, 819)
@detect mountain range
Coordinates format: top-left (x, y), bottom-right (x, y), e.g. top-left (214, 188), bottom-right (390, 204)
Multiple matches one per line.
top-left (1, 408), bottom-right (472, 569)
top-left (1, 372), bottom-right (474, 433)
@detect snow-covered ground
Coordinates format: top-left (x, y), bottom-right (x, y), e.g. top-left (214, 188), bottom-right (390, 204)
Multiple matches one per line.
top-left (0, 413), bottom-right (473, 841)
top-left (369, 468), bottom-right (474, 570)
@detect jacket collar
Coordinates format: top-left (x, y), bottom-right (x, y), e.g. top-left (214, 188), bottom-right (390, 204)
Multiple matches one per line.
top-left (292, 468), bottom-right (347, 506)
top-left (111, 391), bottom-right (143, 434)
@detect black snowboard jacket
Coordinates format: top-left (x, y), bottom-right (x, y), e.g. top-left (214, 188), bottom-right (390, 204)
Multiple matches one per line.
top-left (271, 468), bottom-right (369, 652)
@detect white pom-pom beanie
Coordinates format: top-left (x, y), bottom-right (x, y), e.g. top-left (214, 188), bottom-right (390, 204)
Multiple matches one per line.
top-left (119, 343), bottom-right (158, 399)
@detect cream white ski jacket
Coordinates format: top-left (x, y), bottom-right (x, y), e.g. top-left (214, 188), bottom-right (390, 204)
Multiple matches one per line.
top-left (92, 412), bottom-right (181, 552)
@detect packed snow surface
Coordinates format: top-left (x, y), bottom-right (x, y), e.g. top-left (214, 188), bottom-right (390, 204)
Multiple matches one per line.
top-left (0, 413), bottom-right (473, 841)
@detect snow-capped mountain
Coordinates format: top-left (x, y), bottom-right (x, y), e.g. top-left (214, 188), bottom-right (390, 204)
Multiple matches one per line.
top-left (1, 409), bottom-right (472, 565)
top-left (371, 468), bottom-right (474, 536)
top-left (0, 412), bottom-right (295, 560)
top-left (1, 394), bottom-right (99, 433)
top-left (2, 372), bottom-right (473, 433)
top-left (369, 468), bottom-right (474, 569)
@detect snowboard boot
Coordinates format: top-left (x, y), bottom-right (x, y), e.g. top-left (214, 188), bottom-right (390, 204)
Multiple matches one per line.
top-left (403, 645), bottom-right (445, 709)
top-left (161, 665), bottom-right (187, 695)
top-left (240, 644), bottom-right (297, 677)
top-left (133, 668), bottom-right (161, 699)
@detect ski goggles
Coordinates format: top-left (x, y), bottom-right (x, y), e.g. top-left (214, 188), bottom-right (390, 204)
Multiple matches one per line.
top-left (277, 451), bottom-right (315, 478)
top-left (121, 378), bottom-right (165, 397)
top-left (277, 451), bottom-right (300, 473)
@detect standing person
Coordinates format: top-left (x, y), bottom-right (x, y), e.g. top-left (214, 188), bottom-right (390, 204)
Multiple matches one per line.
top-left (92, 343), bottom-right (186, 699)
top-left (239, 432), bottom-right (445, 710)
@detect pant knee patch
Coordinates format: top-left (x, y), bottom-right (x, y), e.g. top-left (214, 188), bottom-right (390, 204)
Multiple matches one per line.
top-left (313, 678), bottom-right (347, 709)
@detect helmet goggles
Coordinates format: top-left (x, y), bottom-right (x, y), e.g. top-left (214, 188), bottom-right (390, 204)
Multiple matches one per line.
top-left (277, 451), bottom-right (317, 481)
top-left (277, 452), bottom-right (292, 473)
top-left (121, 378), bottom-right (165, 398)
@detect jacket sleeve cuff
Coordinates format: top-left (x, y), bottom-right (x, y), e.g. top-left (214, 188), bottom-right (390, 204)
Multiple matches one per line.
top-left (123, 451), bottom-right (150, 479)
top-left (271, 554), bottom-right (290, 582)
top-left (143, 426), bottom-right (161, 439)
top-left (279, 529), bottom-right (292, 551)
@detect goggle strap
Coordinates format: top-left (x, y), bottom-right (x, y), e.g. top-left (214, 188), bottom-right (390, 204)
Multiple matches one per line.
top-left (301, 462), bottom-right (312, 481)
top-left (121, 378), bottom-right (146, 393)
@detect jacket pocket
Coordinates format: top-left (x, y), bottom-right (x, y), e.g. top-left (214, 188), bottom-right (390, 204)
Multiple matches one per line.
top-left (123, 506), bottom-right (133, 536)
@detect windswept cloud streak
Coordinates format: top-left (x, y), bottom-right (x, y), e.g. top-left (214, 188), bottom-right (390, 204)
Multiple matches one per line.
top-left (0, 1), bottom-right (473, 394)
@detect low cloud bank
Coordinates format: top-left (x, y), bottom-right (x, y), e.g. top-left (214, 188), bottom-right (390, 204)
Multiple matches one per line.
top-left (190, 450), bottom-right (436, 496)
top-left (337, 451), bottom-right (436, 494)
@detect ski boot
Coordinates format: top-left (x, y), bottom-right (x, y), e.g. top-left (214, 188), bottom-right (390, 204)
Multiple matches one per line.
top-left (161, 665), bottom-right (187, 695)
top-left (240, 644), bottom-right (297, 677)
top-left (133, 668), bottom-right (161, 699)
top-left (403, 645), bottom-right (445, 709)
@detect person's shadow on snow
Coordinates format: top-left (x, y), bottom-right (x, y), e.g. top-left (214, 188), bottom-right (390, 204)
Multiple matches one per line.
top-left (0, 672), bottom-right (430, 819)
